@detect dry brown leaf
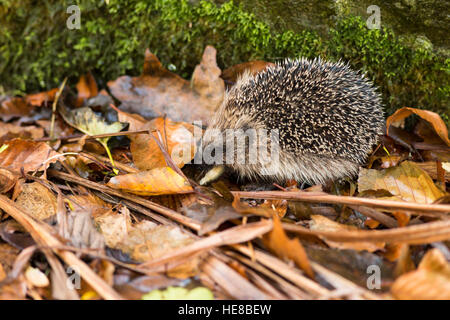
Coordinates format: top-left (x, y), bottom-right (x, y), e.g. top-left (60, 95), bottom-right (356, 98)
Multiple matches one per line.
top-left (0, 168), bottom-right (17, 193)
top-left (0, 138), bottom-right (60, 173)
top-left (0, 97), bottom-right (34, 122)
top-left (0, 275), bottom-right (27, 299)
top-left (37, 118), bottom-right (75, 138)
top-left (232, 196), bottom-right (281, 218)
top-left (94, 206), bottom-right (198, 278)
top-left (263, 213), bottom-right (314, 278)
top-left (391, 248), bottom-right (450, 299)
top-left (15, 182), bottom-right (57, 221)
top-left (113, 106), bottom-right (147, 131)
top-left (309, 215), bottom-right (385, 252)
top-left (0, 263), bottom-right (5, 282)
top-left (358, 161), bottom-right (446, 204)
top-left (221, 61), bottom-right (275, 85)
top-left (76, 72), bottom-right (98, 107)
top-left (387, 107), bottom-right (450, 146)
top-left (108, 46), bottom-right (225, 124)
top-left (0, 243), bottom-right (20, 280)
top-left (129, 117), bottom-right (197, 170)
top-left (25, 88), bottom-right (59, 107)
top-left (107, 167), bottom-right (193, 196)
top-left (416, 161), bottom-right (450, 182)
top-left (0, 123), bottom-right (44, 142)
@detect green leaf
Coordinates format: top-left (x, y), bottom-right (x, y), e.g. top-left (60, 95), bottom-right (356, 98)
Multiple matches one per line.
top-left (59, 105), bottom-right (126, 174)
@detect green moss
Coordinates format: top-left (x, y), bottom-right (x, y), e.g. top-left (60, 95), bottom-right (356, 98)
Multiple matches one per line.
top-left (0, 0), bottom-right (448, 123)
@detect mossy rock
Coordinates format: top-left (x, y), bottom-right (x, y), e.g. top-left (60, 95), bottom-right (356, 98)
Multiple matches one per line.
top-left (0, 0), bottom-right (448, 124)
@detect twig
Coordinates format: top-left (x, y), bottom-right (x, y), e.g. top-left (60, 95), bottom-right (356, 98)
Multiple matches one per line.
top-left (0, 195), bottom-right (123, 300)
top-left (47, 169), bottom-right (201, 231)
top-left (233, 190), bottom-right (450, 214)
top-left (49, 78), bottom-right (67, 140)
top-left (282, 219), bottom-right (450, 244)
top-left (36, 129), bottom-right (150, 142)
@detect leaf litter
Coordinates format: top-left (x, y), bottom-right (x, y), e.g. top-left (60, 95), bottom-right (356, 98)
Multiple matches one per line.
top-left (0, 46), bottom-right (449, 300)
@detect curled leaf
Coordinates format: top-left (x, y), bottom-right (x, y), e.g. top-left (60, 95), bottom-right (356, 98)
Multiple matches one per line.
top-left (387, 107), bottom-right (450, 146)
top-left (358, 161), bottom-right (446, 204)
top-left (0, 138), bottom-right (59, 173)
top-left (107, 167), bottom-right (193, 196)
top-left (391, 249), bottom-right (450, 300)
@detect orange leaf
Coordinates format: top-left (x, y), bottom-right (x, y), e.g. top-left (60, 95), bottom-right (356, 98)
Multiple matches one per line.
top-left (107, 166), bottom-right (193, 196)
top-left (0, 138), bottom-right (59, 173)
top-left (263, 213), bottom-right (314, 278)
top-left (232, 196), bottom-right (286, 218)
top-left (387, 107), bottom-right (450, 146)
top-left (76, 73), bottom-right (98, 107)
top-left (129, 117), bottom-right (197, 170)
top-left (25, 88), bottom-right (59, 107)
top-left (391, 248), bottom-right (450, 299)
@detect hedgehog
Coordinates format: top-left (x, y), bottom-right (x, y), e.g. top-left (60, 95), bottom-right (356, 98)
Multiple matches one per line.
top-left (197, 57), bottom-right (384, 185)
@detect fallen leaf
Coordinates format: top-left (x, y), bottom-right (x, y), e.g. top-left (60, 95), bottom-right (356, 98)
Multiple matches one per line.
top-left (387, 107), bottom-right (450, 147)
top-left (37, 118), bottom-right (75, 138)
top-left (0, 123), bottom-right (44, 143)
top-left (63, 209), bottom-right (105, 249)
top-left (358, 161), bottom-right (446, 204)
top-left (25, 88), bottom-right (59, 107)
top-left (263, 213), bottom-right (314, 278)
top-left (0, 138), bottom-right (60, 173)
top-left (309, 215), bottom-right (385, 252)
top-left (221, 61), bottom-right (275, 85)
top-left (0, 243), bottom-right (20, 279)
top-left (0, 275), bottom-right (27, 299)
top-left (129, 117), bottom-right (197, 170)
top-left (391, 248), bottom-right (450, 299)
top-left (107, 167), bottom-right (193, 196)
top-left (94, 206), bottom-right (198, 278)
top-left (76, 72), bottom-right (98, 107)
top-left (59, 105), bottom-right (127, 172)
top-left (15, 182), bottom-right (57, 220)
top-left (0, 168), bottom-right (18, 193)
top-left (113, 106), bottom-right (147, 131)
top-left (0, 97), bottom-right (34, 122)
top-left (108, 46), bottom-right (225, 124)
top-left (232, 196), bottom-right (286, 218)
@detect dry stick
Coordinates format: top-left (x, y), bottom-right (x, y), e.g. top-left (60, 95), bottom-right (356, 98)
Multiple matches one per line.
top-left (0, 195), bottom-right (123, 300)
top-left (202, 256), bottom-right (269, 300)
top-left (282, 219), bottom-right (450, 244)
top-left (36, 130), bottom-right (150, 143)
top-left (310, 262), bottom-right (383, 300)
top-left (225, 251), bottom-right (311, 300)
top-left (233, 190), bottom-right (450, 213)
top-left (349, 205), bottom-right (398, 228)
top-left (233, 244), bottom-right (381, 300)
top-left (232, 244), bottom-right (331, 298)
top-left (81, 152), bottom-right (139, 173)
top-left (94, 192), bottom-right (176, 226)
top-left (47, 169), bottom-right (201, 231)
top-left (49, 77), bottom-right (67, 140)
top-left (137, 220), bottom-right (273, 270)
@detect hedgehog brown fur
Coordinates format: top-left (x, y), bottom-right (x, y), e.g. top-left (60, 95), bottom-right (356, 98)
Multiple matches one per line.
top-left (201, 57), bottom-right (384, 185)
